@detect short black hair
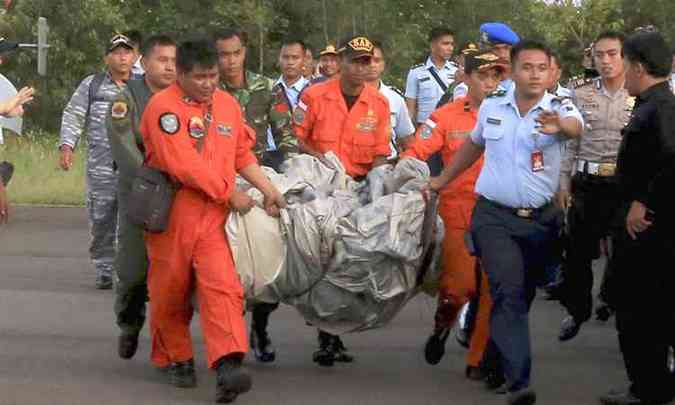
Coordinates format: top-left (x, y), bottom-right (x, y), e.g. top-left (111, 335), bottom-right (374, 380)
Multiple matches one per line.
top-left (595, 30), bottom-right (625, 45)
top-left (510, 39), bottom-right (552, 65)
top-left (281, 38), bottom-right (307, 53)
top-left (213, 28), bottom-right (248, 46)
top-left (176, 37), bottom-right (218, 73)
top-left (550, 51), bottom-right (562, 68)
top-left (623, 31), bottom-right (672, 78)
top-left (594, 31), bottom-right (625, 57)
top-left (371, 39), bottom-right (385, 58)
top-left (123, 30), bottom-right (143, 49)
top-left (141, 34), bottom-right (176, 58)
top-left (429, 27), bottom-right (454, 43)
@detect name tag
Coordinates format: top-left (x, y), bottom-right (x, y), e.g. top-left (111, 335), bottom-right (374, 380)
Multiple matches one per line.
top-left (419, 76), bottom-right (430, 83)
top-left (487, 117), bottom-right (502, 126)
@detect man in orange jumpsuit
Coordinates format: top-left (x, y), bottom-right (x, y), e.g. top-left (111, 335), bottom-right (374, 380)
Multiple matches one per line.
top-left (401, 50), bottom-right (505, 380)
top-left (140, 38), bottom-right (286, 403)
top-left (293, 35), bottom-right (391, 366)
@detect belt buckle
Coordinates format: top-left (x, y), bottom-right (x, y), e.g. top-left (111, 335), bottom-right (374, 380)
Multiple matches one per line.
top-left (598, 163), bottom-right (616, 177)
top-left (516, 208), bottom-right (534, 218)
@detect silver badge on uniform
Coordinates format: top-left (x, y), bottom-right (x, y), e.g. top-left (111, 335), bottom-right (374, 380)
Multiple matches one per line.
top-left (159, 113), bottom-right (180, 135)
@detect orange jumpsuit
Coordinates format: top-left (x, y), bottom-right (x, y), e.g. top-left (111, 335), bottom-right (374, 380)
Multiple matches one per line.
top-left (401, 98), bottom-right (491, 367)
top-left (140, 83), bottom-right (257, 369)
top-left (293, 78), bottom-right (391, 178)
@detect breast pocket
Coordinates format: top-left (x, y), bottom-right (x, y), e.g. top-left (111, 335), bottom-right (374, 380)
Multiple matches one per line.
top-left (483, 126), bottom-right (504, 142)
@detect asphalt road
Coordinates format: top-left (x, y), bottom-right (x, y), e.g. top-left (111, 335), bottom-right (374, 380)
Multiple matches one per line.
top-left (0, 206), bottom-right (626, 405)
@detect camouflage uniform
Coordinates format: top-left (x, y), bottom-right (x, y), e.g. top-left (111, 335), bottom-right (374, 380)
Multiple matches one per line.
top-left (59, 72), bottom-right (125, 282)
top-left (220, 70), bottom-right (297, 362)
top-left (106, 78), bottom-right (153, 335)
top-left (220, 70), bottom-right (296, 170)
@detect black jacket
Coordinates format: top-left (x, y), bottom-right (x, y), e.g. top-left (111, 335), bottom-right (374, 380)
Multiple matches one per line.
top-left (617, 81), bottom-right (675, 218)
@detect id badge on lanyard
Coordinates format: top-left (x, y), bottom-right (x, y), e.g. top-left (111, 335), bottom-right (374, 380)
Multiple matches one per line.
top-left (531, 132), bottom-right (544, 172)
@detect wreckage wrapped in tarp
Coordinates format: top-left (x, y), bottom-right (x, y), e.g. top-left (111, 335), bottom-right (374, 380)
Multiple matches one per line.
top-left (226, 153), bottom-right (443, 335)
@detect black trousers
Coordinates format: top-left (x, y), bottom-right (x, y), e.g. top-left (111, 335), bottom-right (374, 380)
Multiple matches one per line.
top-left (560, 173), bottom-right (622, 322)
top-left (610, 218), bottom-right (675, 403)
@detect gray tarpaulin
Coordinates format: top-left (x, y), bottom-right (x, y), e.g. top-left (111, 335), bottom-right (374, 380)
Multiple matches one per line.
top-left (226, 153), bottom-right (443, 335)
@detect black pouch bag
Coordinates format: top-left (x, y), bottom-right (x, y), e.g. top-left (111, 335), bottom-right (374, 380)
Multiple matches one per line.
top-left (127, 165), bottom-right (177, 233)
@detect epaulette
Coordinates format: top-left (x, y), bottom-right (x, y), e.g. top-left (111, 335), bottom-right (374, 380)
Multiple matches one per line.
top-left (409, 62), bottom-right (425, 70)
top-left (389, 85), bottom-right (404, 98)
top-left (568, 75), bottom-right (593, 89)
top-left (486, 89), bottom-right (507, 98)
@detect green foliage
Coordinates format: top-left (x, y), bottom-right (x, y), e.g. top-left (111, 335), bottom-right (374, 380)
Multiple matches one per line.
top-left (1, 0), bottom-right (673, 135)
top-left (0, 130), bottom-right (86, 206)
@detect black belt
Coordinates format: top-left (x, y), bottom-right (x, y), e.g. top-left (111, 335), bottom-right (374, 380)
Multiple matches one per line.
top-left (480, 196), bottom-right (550, 219)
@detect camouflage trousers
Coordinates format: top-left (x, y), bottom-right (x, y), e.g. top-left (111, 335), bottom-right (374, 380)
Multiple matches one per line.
top-left (86, 178), bottom-right (118, 280)
top-left (114, 182), bottom-right (148, 335)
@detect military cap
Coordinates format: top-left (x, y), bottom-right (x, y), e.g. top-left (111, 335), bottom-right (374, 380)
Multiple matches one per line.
top-left (319, 44), bottom-right (338, 56)
top-left (106, 34), bottom-right (134, 54)
top-left (464, 50), bottom-right (507, 74)
top-left (0, 37), bottom-right (18, 54)
top-left (337, 36), bottom-right (374, 61)
top-left (479, 22), bottom-right (520, 47)
top-left (461, 42), bottom-right (480, 55)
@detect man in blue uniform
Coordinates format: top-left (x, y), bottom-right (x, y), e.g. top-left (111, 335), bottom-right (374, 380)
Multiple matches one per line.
top-left (430, 40), bottom-right (583, 405)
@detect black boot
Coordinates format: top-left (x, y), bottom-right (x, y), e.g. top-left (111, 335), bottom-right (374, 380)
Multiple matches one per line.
top-left (118, 331), bottom-right (139, 359)
top-left (313, 330), bottom-right (336, 367)
top-left (251, 304), bottom-right (277, 362)
top-left (332, 335), bottom-right (354, 363)
top-left (168, 359), bottom-right (196, 388)
top-left (215, 354), bottom-right (252, 403)
top-left (424, 328), bottom-right (450, 365)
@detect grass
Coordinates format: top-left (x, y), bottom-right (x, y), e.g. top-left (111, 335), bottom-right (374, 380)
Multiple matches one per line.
top-left (0, 131), bottom-right (86, 206)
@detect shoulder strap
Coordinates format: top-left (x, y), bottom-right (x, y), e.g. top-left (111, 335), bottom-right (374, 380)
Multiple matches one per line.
top-left (86, 73), bottom-right (107, 118)
top-left (427, 67), bottom-right (448, 93)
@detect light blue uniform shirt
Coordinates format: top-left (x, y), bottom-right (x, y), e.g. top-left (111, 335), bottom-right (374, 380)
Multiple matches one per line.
top-left (405, 56), bottom-right (457, 123)
top-left (266, 76), bottom-right (310, 150)
top-left (379, 81), bottom-right (415, 159)
top-left (470, 87), bottom-right (584, 208)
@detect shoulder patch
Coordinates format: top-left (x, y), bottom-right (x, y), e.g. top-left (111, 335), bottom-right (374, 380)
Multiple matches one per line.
top-left (111, 101), bottom-right (128, 120)
top-left (487, 90), bottom-right (507, 99)
top-left (159, 113), bottom-right (180, 135)
top-left (292, 106), bottom-right (305, 125)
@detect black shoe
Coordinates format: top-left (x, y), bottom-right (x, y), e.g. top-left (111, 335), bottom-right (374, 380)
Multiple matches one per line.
top-left (485, 370), bottom-right (506, 391)
top-left (465, 365), bottom-right (486, 381)
top-left (558, 315), bottom-right (582, 342)
top-left (250, 327), bottom-right (276, 363)
top-left (424, 328), bottom-right (450, 365)
top-left (215, 355), bottom-right (252, 403)
top-left (0, 161), bottom-right (14, 186)
top-left (507, 388), bottom-right (537, 405)
top-left (596, 304), bottom-right (614, 322)
top-left (118, 331), bottom-right (139, 359)
top-left (313, 331), bottom-right (336, 367)
top-left (332, 336), bottom-right (354, 363)
top-left (599, 389), bottom-right (643, 405)
top-left (95, 274), bottom-right (113, 290)
top-left (168, 359), bottom-right (196, 388)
